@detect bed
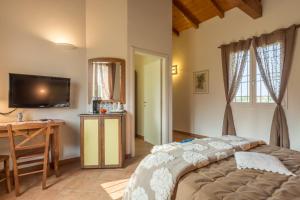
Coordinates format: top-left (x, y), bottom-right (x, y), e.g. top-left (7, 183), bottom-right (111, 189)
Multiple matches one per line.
top-left (175, 144), bottom-right (300, 200)
top-left (124, 136), bottom-right (300, 200)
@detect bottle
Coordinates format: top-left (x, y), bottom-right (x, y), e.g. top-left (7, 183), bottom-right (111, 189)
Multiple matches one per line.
top-left (108, 102), bottom-right (112, 112)
top-left (17, 112), bottom-right (23, 122)
top-left (120, 103), bottom-right (124, 111)
top-left (112, 102), bottom-right (117, 111)
top-left (117, 102), bottom-right (121, 111)
top-left (92, 97), bottom-right (98, 114)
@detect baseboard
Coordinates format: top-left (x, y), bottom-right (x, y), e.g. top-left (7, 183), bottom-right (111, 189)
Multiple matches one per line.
top-left (135, 134), bottom-right (144, 140)
top-left (173, 130), bottom-right (206, 139)
top-left (125, 154), bottom-right (131, 159)
top-left (59, 157), bottom-right (80, 166)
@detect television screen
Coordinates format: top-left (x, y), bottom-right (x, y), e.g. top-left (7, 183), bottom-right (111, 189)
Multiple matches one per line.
top-left (9, 73), bottom-right (70, 108)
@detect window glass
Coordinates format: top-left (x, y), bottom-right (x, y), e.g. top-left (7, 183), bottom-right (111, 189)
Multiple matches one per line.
top-left (256, 42), bottom-right (281, 103)
top-left (233, 51), bottom-right (250, 103)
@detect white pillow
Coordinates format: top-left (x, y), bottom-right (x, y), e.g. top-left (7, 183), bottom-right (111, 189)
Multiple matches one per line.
top-left (234, 152), bottom-right (295, 176)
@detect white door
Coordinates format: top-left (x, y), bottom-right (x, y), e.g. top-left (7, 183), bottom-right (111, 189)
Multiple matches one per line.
top-left (143, 59), bottom-right (162, 145)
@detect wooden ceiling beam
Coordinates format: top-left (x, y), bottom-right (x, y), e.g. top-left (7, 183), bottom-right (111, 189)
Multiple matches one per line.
top-left (173, 0), bottom-right (200, 29)
top-left (235, 0), bottom-right (262, 19)
top-left (208, 0), bottom-right (224, 18)
top-left (173, 27), bottom-right (180, 36)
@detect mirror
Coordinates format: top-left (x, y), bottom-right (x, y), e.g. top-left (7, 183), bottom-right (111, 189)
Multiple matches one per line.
top-left (88, 57), bottom-right (125, 103)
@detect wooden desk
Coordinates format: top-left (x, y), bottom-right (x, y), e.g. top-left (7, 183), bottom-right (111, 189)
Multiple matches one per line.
top-left (0, 119), bottom-right (65, 176)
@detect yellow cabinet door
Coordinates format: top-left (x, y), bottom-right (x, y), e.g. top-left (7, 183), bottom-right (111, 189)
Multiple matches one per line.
top-left (103, 118), bottom-right (121, 167)
top-left (83, 118), bottom-right (99, 167)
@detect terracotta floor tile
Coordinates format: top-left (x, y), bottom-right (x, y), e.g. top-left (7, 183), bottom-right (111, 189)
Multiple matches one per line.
top-left (0, 134), bottom-right (191, 199)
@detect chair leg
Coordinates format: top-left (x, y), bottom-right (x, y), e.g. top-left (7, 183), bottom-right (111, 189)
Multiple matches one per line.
top-left (42, 164), bottom-right (48, 189)
top-left (47, 163), bottom-right (51, 177)
top-left (13, 169), bottom-right (20, 196)
top-left (42, 152), bottom-right (49, 189)
top-left (52, 130), bottom-right (60, 177)
top-left (43, 127), bottom-right (51, 190)
top-left (4, 159), bottom-right (11, 193)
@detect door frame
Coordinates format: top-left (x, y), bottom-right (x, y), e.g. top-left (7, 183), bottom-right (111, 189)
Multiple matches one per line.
top-left (128, 46), bottom-right (172, 157)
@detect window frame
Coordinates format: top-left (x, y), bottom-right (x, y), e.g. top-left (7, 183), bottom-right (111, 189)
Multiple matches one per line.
top-left (232, 49), bottom-right (253, 105)
top-left (232, 45), bottom-right (288, 108)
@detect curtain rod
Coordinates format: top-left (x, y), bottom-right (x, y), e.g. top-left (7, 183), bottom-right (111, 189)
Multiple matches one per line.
top-left (218, 24), bottom-right (300, 48)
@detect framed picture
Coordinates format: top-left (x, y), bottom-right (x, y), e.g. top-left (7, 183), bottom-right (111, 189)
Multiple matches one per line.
top-left (193, 70), bottom-right (209, 94)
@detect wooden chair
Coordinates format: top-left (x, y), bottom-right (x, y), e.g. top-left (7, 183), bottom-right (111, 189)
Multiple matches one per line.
top-left (0, 155), bottom-right (11, 193)
top-left (7, 123), bottom-right (51, 196)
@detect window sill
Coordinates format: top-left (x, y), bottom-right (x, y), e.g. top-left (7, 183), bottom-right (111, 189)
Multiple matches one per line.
top-left (232, 102), bottom-right (287, 110)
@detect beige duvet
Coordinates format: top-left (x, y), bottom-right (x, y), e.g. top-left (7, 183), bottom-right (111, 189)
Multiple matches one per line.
top-left (174, 145), bottom-right (300, 200)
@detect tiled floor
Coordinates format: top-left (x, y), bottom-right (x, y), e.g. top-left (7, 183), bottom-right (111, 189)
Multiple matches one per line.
top-left (0, 138), bottom-right (152, 200)
top-left (0, 132), bottom-right (197, 200)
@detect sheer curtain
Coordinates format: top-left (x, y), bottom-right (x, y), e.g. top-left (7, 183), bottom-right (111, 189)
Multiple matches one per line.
top-left (108, 63), bottom-right (116, 99)
top-left (88, 62), bottom-right (112, 103)
top-left (96, 63), bottom-right (110, 99)
top-left (253, 25), bottom-right (296, 148)
top-left (221, 39), bottom-right (252, 135)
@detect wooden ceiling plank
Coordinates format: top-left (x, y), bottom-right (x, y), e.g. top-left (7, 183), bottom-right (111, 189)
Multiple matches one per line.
top-left (208, 0), bottom-right (224, 18)
top-left (173, 27), bottom-right (180, 36)
top-left (173, 0), bottom-right (200, 29)
top-left (235, 0), bottom-right (262, 19)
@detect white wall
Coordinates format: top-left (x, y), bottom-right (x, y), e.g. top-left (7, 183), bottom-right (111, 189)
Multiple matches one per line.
top-left (172, 0), bottom-right (300, 151)
top-left (128, 0), bottom-right (172, 155)
top-left (85, 0), bottom-right (132, 154)
top-left (0, 0), bottom-right (86, 159)
top-left (86, 0), bottom-right (172, 155)
top-left (0, 0), bottom-right (173, 158)
top-left (85, 0), bottom-right (127, 60)
top-left (127, 0), bottom-right (172, 56)
top-left (85, 0), bottom-right (173, 155)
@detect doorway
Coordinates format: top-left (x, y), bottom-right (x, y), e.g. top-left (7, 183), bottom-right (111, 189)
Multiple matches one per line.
top-left (134, 52), bottom-right (162, 145)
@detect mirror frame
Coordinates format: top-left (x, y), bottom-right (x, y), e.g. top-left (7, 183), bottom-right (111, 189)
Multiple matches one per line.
top-left (88, 57), bottom-right (126, 104)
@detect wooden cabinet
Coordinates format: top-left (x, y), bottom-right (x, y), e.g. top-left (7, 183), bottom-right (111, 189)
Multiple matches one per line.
top-left (80, 114), bottom-right (126, 168)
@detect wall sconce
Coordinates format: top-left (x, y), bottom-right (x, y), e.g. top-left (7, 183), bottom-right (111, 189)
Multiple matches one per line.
top-left (55, 42), bottom-right (77, 49)
top-left (172, 65), bottom-right (178, 75)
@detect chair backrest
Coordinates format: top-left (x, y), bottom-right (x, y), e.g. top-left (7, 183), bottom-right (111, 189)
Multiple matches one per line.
top-left (7, 122), bottom-right (51, 163)
top-left (7, 122), bottom-right (53, 195)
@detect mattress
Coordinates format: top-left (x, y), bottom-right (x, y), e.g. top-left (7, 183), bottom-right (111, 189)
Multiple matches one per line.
top-left (174, 145), bottom-right (300, 200)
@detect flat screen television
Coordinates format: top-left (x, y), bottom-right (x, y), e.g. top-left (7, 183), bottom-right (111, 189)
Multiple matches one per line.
top-left (9, 73), bottom-right (70, 108)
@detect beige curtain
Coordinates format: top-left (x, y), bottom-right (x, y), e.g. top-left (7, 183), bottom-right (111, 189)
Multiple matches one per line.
top-left (88, 64), bottom-right (93, 103)
top-left (221, 39), bottom-right (252, 135)
top-left (253, 25), bottom-right (296, 148)
top-left (88, 63), bottom-right (111, 102)
top-left (108, 63), bottom-right (116, 99)
top-left (87, 63), bottom-right (101, 103)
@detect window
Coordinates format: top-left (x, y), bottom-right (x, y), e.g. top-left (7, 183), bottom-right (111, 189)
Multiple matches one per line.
top-left (233, 42), bottom-right (282, 104)
top-left (256, 65), bottom-right (274, 103)
top-left (233, 51), bottom-right (250, 103)
top-left (256, 42), bottom-right (281, 103)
